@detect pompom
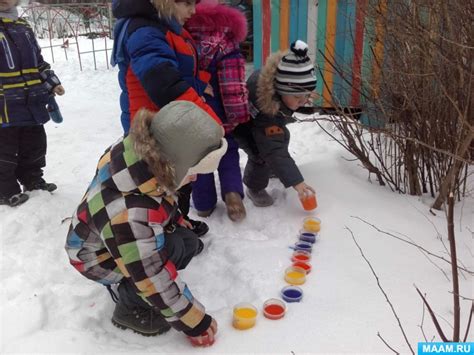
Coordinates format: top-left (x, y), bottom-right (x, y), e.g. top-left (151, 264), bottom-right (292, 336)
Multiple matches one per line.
top-left (290, 40), bottom-right (309, 57)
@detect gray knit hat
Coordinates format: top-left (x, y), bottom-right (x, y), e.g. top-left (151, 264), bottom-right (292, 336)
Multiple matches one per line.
top-left (275, 40), bottom-right (317, 96)
top-left (150, 101), bottom-right (226, 186)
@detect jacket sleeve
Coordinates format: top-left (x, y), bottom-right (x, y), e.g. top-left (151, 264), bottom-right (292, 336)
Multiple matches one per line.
top-left (217, 53), bottom-right (249, 132)
top-left (110, 202), bottom-right (211, 337)
top-left (27, 24), bottom-right (61, 93)
top-left (38, 61), bottom-right (61, 93)
top-left (252, 119), bottom-right (304, 188)
top-left (127, 27), bottom-right (221, 125)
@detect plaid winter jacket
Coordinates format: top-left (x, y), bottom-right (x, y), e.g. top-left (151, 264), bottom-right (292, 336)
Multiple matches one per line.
top-left (65, 136), bottom-right (211, 336)
top-left (0, 17), bottom-right (60, 127)
top-left (185, 3), bottom-right (249, 134)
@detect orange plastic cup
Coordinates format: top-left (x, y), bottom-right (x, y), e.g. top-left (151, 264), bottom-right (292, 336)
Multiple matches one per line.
top-left (300, 193), bottom-right (317, 211)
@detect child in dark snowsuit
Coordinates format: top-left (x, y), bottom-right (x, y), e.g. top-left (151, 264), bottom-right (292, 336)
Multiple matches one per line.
top-left (185, 0), bottom-right (249, 221)
top-left (0, 0), bottom-right (65, 207)
top-left (234, 40), bottom-right (316, 207)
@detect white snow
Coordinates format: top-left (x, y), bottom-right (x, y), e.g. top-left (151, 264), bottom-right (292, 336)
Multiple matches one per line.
top-left (1, 39), bottom-right (473, 354)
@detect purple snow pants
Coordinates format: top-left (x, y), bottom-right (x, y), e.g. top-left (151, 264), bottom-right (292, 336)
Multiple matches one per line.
top-left (192, 135), bottom-right (244, 212)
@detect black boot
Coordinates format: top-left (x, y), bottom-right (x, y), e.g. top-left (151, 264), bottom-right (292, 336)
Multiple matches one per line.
top-left (112, 279), bottom-right (171, 336)
top-left (186, 218), bottom-right (209, 237)
top-left (112, 301), bottom-right (171, 336)
top-left (24, 178), bottom-right (57, 192)
top-left (196, 239), bottom-right (204, 256)
top-left (0, 193), bottom-right (29, 207)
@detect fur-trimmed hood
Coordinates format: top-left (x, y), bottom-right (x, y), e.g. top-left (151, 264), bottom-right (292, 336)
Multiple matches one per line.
top-left (99, 135), bottom-right (169, 197)
top-left (185, 2), bottom-right (248, 43)
top-left (249, 51), bottom-right (286, 116)
top-left (113, 0), bottom-right (177, 20)
top-left (129, 109), bottom-right (177, 192)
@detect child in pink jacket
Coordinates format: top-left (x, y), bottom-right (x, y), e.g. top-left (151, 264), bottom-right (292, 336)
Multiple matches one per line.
top-left (185, 0), bottom-right (249, 221)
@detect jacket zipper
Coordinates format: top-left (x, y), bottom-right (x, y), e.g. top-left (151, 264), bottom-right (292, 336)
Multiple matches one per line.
top-left (0, 32), bottom-right (15, 69)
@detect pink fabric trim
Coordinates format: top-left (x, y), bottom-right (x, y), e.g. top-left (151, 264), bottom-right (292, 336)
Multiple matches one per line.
top-left (185, 3), bottom-right (248, 43)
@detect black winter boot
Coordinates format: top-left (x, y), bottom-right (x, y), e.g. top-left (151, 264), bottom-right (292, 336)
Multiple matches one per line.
top-left (195, 239), bottom-right (204, 256)
top-left (24, 178), bottom-right (57, 192)
top-left (0, 193), bottom-right (29, 207)
top-left (186, 218), bottom-right (209, 237)
top-left (112, 301), bottom-right (171, 336)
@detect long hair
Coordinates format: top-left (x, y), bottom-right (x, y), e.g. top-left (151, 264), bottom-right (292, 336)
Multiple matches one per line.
top-left (129, 109), bottom-right (177, 191)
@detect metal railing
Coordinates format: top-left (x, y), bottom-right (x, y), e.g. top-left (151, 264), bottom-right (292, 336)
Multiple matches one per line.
top-left (20, 3), bottom-right (114, 70)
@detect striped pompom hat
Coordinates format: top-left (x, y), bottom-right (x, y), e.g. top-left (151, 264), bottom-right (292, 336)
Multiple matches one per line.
top-left (275, 40), bottom-right (317, 96)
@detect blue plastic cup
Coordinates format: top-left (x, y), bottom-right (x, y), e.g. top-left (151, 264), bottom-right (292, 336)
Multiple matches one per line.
top-left (281, 286), bottom-right (303, 303)
top-left (299, 231), bottom-right (317, 244)
top-left (294, 241), bottom-right (313, 252)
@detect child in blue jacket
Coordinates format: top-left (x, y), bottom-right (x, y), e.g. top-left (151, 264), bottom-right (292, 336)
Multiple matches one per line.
top-left (0, 0), bottom-right (65, 207)
top-left (111, 0), bottom-right (219, 236)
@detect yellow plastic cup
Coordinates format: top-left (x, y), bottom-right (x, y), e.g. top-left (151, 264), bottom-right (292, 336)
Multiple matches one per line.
top-left (303, 217), bottom-right (321, 233)
top-left (232, 303), bottom-right (258, 330)
top-left (284, 266), bottom-right (307, 285)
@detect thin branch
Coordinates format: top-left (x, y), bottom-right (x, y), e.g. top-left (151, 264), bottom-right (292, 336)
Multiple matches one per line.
top-left (341, 157), bottom-right (360, 162)
top-left (448, 292), bottom-right (474, 302)
top-left (447, 193), bottom-right (461, 341)
top-left (298, 112), bottom-right (473, 165)
top-left (351, 216), bottom-right (474, 275)
top-left (435, 311), bottom-right (455, 330)
top-left (419, 299), bottom-right (428, 342)
top-left (346, 227), bottom-right (415, 354)
top-left (377, 332), bottom-right (400, 354)
top-left (394, 230), bottom-right (450, 281)
top-left (463, 302), bottom-right (474, 342)
top-left (415, 286), bottom-right (449, 342)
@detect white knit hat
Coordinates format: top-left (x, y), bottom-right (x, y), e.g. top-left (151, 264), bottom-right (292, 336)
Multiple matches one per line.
top-left (275, 40), bottom-right (317, 96)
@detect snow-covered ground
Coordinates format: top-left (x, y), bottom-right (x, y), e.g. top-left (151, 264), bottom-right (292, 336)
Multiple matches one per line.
top-left (0, 39), bottom-right (473, 354)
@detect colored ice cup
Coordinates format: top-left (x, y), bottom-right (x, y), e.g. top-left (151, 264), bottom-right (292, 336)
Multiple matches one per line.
top-left (303, 217), bottom-right (321, 233)
top-left (291, 250), bottom-right (312, 263)
top-left (281, 286), bottom-right (303, 303)
top-left (294, 241), bottom-right (313, 252)
top-left (300, 193), bottom-right (317, 211)
top-left (299, 231), bottom-right (317, 244)
top-left (292, 260), bottom-right (312, 274)
top-left (232, 303), bottom-right (258, 330)
top-left (187, 330), bottom-right (215, 347)
top-left (284, 266), bottom-right (307, 285)
top-left (263, 298), bottom-right (286, 320)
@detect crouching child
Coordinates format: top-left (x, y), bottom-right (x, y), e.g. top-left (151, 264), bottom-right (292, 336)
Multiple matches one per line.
top-left (65, 102), bottom-right (227, 347)
top-left (234, 40), bottom-right (317, 207)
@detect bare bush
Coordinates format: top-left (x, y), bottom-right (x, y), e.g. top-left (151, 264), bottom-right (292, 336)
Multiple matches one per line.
top-left (318, 0), bottom-right (473, 210)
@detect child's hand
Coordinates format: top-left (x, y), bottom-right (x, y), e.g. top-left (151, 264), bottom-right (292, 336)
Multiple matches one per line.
top-left (182, 219), bottom-right (193, 229)
top-left (293, 182), bottom-right (315, 199)
top-left (204, 84), bottom-right (214, 97)
top-left (187, 318), bottom-right (218, 347)
top-left (53, 85), bottom-right (65, 96)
